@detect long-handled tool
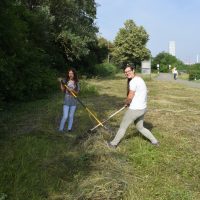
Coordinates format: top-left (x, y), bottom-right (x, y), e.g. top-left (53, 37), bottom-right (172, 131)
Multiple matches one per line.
top-left (74, 106), bottom-right (127, 144)
top-left (60, 79), bottom-right (104, 128)
top-left (89, 106), bottom-right (126, 132)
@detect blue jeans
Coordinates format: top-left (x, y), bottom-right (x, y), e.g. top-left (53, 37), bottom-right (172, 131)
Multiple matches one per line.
top-left (59, 105), bottom-right (76, 131)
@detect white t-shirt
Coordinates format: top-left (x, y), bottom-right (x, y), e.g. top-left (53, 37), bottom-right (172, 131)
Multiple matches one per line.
top-left (174, 69), bottom-right (178, 74)
top-left (129, 76), bottom-right (147, 110)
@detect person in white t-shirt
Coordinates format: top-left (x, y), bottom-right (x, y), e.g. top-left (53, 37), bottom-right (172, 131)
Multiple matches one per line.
top-left (107, 65), bottom-right (159, 148)
top-left (172, 67), bottom-right (178, 80)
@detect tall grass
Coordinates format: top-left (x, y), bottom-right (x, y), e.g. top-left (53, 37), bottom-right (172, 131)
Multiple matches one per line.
top-left (0, 74), bottom-right (200, 199)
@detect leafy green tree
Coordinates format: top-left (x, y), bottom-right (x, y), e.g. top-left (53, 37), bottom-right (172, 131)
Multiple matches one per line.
top-left (112, 19), bottom-right (150, 67)
top-left (0, 0), bottom-right (99, 104)
top-left (50, 0), bottom-right (98, 63)
top-left (152, 52), bottom-right (185, 72)
top-left (96, 36), bottom-right (111, 63)
top-left (0, 0), bottom-right (57, 103)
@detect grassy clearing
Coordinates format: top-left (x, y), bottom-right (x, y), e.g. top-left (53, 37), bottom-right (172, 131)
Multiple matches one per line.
top-left (0, 74), bottom-right (200, 200)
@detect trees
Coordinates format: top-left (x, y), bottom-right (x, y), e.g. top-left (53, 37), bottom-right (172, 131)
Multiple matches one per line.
top-left (50, 0), bottom-right (98, 63)
top-left (96, 37), bottom-right (111, 63)
top-left (0, 0), bottom-right (58, 102)
top-left (152, 52), bottom-right (186, 72)
top-left (112, 19), bottom-right (150, 67)
top-left (0, 0), bottom-right (99, 104)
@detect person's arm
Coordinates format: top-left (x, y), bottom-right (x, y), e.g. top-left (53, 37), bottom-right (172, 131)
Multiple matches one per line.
top-left (68, 88), bottom-right (78, 96)
top-left (60, 79), bottom-right (76, 95)
top-left (125, 90), bottom-right (135, 106)
top-left (63, 82), bottom-right (80, 96)
top-left (60, 82), bottom-right (65, 92)
top-left (73, 82), bottom-right (80, 96)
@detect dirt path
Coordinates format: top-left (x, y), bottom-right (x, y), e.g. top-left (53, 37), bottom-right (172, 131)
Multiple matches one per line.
top-left (155, 73), bottom-right (200, 88)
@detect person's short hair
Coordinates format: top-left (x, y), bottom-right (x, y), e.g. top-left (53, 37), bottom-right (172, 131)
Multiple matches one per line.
top-left (124, 64), bottom-right (135, 71)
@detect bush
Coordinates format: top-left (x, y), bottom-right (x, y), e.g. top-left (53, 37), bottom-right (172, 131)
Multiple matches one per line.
top-left (188, 70), bottom-right (200, 80)
top-left (188, 64), bottom-right (200, 80)
top-left (93, 63), bottom-right (117, 77)
top-left (0, 51), bottom-right (58, 103)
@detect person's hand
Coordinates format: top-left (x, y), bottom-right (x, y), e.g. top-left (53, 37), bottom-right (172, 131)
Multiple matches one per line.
top-left (124, 98), bottom-right (132, 107)
top-left (57, 77), bottom-right (63, 82)
top-left (60, 79), bottom-right (65, 85)
top-left (65, 86), bottom-right (72, 92)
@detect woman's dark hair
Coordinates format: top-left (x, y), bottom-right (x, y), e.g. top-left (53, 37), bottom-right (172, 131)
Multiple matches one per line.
top-left (127, 78), bottom-right (131, 96)
top-left (123, 64), bottom-right (135, 71)
top-left (66, 68), bottom-right (79, 91)
top-left (66, 68), bottom-right (79, 83)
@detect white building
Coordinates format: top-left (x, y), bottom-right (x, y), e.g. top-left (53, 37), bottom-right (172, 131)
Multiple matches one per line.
top-left (169, 41), bottom-right (176, 56)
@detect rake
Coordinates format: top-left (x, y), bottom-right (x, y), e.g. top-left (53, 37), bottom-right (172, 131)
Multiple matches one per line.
top-left (89, 106), bottom-right (126, 132)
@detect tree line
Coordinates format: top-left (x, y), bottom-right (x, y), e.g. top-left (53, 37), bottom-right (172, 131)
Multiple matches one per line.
top-left (0, 0), bottom-right (108, 104)
top-left (4, 0), bottom-right (192, 106)
top-left (0, 0), bottom-right (151, 106)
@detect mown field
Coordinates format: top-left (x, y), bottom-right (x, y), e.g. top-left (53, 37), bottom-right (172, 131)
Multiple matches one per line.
top-left (0, 74), bottom-right (200, 200)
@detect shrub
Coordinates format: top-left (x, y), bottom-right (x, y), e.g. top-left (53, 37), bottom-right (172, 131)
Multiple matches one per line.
top-left (93, 63), bottom-right (117, 77)
top-left (188, 64), bottom-right (200, 80)
top-left (188, 70), bottom-right (200, 80)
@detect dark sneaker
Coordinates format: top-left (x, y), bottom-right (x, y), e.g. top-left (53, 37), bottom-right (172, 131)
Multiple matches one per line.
top-left (106, 141), bottom-right (117, 149)
top-left (68, 129), bottom-right (72, 132)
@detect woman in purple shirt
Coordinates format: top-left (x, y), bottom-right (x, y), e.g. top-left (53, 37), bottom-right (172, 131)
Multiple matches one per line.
top-left (59, 68), bottom-right (80, 132)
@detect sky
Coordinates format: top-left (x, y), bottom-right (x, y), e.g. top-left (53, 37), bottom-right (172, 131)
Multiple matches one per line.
top-left (95, 0), bottom-right (200, 64)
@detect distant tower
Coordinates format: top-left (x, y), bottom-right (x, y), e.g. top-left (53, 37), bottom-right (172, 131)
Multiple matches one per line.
top-left (169, 41), bottom-right (176, 56)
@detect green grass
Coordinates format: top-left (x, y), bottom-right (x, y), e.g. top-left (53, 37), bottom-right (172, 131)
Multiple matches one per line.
top-left (179, 72), bottom-right (200, 82)
top-left (0, 74), bottom-right (200, 199)
top-left (179, 73), bottom-right (189, 80)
